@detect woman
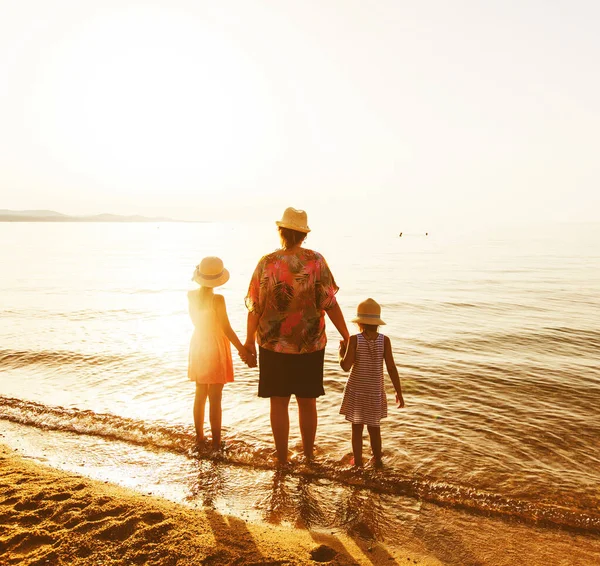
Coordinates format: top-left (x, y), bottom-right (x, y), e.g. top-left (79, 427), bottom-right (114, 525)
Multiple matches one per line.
top-left (244, 207), bottom-right (349, 464)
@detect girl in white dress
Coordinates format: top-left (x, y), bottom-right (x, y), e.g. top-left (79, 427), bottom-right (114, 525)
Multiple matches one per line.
top-left (339, 298), bottom-right (405, 467)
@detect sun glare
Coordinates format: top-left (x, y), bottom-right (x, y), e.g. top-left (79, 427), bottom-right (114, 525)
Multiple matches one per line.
top-left (29, 5), bottom-right (277, 195)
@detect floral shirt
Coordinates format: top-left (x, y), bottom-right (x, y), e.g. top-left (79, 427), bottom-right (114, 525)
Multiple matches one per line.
top-left (245, 248), bottom-right (339, 354)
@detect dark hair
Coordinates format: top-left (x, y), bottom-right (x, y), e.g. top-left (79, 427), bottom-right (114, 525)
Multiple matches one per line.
top-left (278, 227), bottom-right (307, 250)
top-left (358, 323), bottom-right (379, 332)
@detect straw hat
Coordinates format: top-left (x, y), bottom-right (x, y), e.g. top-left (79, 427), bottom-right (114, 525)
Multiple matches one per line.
top-left (192, 256), bottom-right (230, 287)
top-left (352, 298), bottom-right (386, 326)
top-left (275, 207), bottom-right (311, 233)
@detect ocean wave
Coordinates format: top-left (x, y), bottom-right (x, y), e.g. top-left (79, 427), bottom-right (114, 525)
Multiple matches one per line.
top-left (56, 308), bottom-right (152, 321)
top-left (425, 326), bottom-right (600, 357)
top-left (121, 288), bottom-right (183, 295)
top-left (0, 308), bottom-right (172, 321)
top-left (0, 349), bottom-right (127, 370)
top-left (1, 395), bottom-right (599, 535)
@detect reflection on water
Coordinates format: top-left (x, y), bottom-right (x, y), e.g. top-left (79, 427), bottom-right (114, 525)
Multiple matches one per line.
top-left (296, 476), bottom-right (328, 529)
top-left (336, 487), bottom-right (385, 542)
top-left (262, 470), bottom-right (327, 530)
top-left (188, 458), bottom-right (227, 509)
top-left (262, 469), bottom-right (296, 526)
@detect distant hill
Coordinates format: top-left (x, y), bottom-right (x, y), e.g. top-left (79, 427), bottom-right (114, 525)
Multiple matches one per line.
top-left (0, 210), bottom-right (182, 222)
top-left (0, 209), bottom-right (68, 218)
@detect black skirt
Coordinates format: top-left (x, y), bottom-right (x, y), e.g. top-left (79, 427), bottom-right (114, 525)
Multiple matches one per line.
top-left (258, 347), bottom-right (325, 398)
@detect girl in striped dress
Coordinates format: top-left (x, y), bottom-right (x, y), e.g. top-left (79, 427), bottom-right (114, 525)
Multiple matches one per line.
top-left (339, 298), bottom-right (404, 467)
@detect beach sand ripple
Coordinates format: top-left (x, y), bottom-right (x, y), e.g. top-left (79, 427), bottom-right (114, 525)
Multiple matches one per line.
top-left (0, 446), bottom-right (426, 565)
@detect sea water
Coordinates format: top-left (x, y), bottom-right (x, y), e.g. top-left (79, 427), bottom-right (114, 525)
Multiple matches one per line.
top-left (1, 221), bottom-right (599, 564)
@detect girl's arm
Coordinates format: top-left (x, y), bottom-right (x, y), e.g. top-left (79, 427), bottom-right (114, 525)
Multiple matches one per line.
top-left (339, 335), bottom-right (357, 372)
top-left (384, 336), bottom-right (404, 408)
top-left (214, 295), bottom-right (251, 361)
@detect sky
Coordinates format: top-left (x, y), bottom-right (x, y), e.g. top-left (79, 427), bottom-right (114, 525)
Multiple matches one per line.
top-left (1, 0), bottom-right (599, 230)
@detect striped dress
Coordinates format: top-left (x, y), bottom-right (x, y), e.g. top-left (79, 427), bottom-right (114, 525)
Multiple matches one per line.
top-left (340, 333), bottom-right (388, 427)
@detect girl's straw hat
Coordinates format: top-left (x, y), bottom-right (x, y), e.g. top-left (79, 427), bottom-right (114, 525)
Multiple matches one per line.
top-left (352, 298), bottom-right (386, 326)
top-left (276, 207), bottom-right (311, 233)
top-left (192, 256), bottom-right (230, 288)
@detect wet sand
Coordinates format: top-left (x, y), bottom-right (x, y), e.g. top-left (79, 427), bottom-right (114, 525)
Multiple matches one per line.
top-left (0, 444), bottom-right (436, 565)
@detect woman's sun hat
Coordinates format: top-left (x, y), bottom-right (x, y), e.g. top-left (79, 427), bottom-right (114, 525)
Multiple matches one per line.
top-left (275, 207), bottom-right (311, 233)
top-left (352, 298), bottom-right (386, 326)
top-left (192, 256), bottom-right (230, 287)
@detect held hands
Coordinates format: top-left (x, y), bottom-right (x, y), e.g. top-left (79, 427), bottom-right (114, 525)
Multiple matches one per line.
top-left (239, 340), bottom-right (257, 368)
top-left (396, 393), bottom-right (405, 409)
top-left (338, 340), bottom-right (347, 359)
top-left (237, 346), bottom-right (257, 368)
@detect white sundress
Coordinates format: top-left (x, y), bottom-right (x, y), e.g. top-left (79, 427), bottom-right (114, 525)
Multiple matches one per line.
top-left (340, 333), bottom-right (388, 427)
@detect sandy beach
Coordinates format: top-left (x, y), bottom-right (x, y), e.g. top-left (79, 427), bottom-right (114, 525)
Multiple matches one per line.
top-left (0, 444), bottom-right (439, 566)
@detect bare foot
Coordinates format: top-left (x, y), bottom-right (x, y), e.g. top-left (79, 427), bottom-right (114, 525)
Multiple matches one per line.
top-left (275, 458), bottom-right (293, 471)
top-left (192, 437), bottom-right (210, 454)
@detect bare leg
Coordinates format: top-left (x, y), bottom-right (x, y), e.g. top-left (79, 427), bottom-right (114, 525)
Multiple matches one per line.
top-left (270, 396), bottom-right (291, 463)
top-left (208, 384), bottom-right (224, 450)
top-left (297, 397), bottom-right (317, 461)
top-left (194, 384), bottom-right (209, 443)
top-left (367, 425), bottom-right (382, 464)
top-left (352, 423), bottom-right (364, 467)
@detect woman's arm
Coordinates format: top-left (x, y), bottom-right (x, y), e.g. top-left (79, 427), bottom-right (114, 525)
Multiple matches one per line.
top-left (244, 259), bottom-right (263, 361)
top-left (244, 311), bottom-right (260, 358)
top-left (384, 336), bottom-right (404, 408)
top-left (214, 295), bottom-right (247, 356)
top-left (339, 334), bottom-right (357, 372)
top-left (325, 303), bottom-right (350, 343)
top-left (315, 254), bottom-right (347, 343)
